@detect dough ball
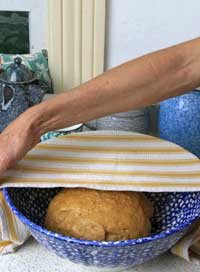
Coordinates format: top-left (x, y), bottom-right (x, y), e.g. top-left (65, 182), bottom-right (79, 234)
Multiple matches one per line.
top-left (45, 188), bottom-right (153, 241)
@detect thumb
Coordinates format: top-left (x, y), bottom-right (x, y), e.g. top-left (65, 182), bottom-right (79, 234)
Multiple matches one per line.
top-left (0, 153), bottom-right (14, 177)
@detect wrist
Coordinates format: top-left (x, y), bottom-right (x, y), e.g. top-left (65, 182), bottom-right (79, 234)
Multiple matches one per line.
top-left (181, 38), bottom-right (200, 89)
top-left (23, 103), bottom-right (48, 139)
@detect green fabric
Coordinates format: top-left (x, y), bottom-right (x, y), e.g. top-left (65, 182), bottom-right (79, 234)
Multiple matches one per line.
top-left (0, 52), bottom-right (53, 93)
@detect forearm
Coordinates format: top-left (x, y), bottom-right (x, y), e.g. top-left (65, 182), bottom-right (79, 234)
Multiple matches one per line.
top-left (29, 37), bottom-right (200, 136)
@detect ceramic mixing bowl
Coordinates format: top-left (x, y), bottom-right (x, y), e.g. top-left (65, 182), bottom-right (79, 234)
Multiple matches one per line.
top-left (3, 188), bottom-right (200, 271)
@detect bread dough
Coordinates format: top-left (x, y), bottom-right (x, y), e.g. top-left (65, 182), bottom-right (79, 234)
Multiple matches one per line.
top-left (45, 188), bottom-right (153, 241)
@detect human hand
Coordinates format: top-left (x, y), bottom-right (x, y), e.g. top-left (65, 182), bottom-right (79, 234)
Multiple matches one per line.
top-left (0, 109), bottom-right (41, 176)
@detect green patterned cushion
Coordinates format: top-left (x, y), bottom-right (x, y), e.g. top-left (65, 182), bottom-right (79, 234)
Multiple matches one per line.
top-left (0, 51), bottom-right (53, 93)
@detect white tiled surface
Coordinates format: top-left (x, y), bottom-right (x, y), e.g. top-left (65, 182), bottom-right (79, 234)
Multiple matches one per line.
top-left (0, 238), bottom-right (199, 272)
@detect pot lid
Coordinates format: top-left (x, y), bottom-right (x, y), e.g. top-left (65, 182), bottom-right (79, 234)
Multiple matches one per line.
top-left (0, 57), bottom-right (36, 84)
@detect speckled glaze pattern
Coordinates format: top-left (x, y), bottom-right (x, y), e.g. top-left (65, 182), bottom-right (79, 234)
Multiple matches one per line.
top-left (0, 84), bottom-right (45, 132)
top-left (3, 188), bottom-right (200, 271)
top-left (158, 90), bottom-right (200, 157)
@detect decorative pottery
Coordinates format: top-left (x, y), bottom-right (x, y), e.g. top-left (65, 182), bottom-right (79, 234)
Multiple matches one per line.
top-left (0, 57), bottom-right (45, 132)
top-left (41, 124), bottom-right (83, 142)
top-left (158, 90), bottom-right (200, 157)
top-left (4, 188), bottom-right (200, 271)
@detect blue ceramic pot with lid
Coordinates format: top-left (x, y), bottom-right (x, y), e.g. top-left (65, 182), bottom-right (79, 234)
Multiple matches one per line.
top-left (0, 57), bottom-right (45, 132)
top-left (158, 90), bottom-right (200, 157)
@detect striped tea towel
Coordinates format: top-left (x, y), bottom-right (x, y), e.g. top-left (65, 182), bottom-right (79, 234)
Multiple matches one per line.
top-left (171, 219), bottom-right (200, 264)
top-left (2, 130), bottom-right (200, 191)
top-left (0, 191), bottom-right (30, 254)
top-left (0, 130), bottom-right (200, 260)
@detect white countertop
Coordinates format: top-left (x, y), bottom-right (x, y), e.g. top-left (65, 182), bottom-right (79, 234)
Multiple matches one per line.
top-left (0, 238), bottom-right (199, 272)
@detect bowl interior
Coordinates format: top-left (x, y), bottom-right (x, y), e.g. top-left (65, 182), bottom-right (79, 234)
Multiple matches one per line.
top-left (5, 188), bottom-right (200, 237)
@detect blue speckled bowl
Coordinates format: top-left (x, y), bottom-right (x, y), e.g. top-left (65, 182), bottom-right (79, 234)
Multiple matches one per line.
top-left (3, 188), bottom-right (200, 271)
top-left (159, 90), bottom-right (200, 158)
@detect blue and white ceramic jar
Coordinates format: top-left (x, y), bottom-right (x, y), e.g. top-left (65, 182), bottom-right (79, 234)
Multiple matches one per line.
top-left (158, 90), bottom-right (200, 157)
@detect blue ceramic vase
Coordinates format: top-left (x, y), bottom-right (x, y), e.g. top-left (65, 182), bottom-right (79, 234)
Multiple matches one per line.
top-left (158, 90), bottom-right (200, 157)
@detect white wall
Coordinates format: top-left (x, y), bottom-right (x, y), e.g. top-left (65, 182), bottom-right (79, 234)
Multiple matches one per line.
top-left (0, 0), bottom-right (47, 52)
top-left (106, 0), bottom-right (200, 69)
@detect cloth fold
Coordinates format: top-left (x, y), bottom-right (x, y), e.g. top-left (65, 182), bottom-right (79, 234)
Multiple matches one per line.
top-left (0, 130), bottom-right (200, 262)
top-left (0, 191), bottom-right (29, 254)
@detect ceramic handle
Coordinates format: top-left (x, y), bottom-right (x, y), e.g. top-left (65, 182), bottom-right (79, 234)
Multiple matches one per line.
top-left (1, 84), bottom-right (15, 111)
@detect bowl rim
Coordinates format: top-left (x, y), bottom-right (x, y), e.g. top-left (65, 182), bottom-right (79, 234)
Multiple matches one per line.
top-left (3, 188), bottom-right (200, 247)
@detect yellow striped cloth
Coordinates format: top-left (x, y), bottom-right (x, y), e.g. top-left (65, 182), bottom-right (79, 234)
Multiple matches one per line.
top-left (2, 131), bottom-right (200, 191)
top-left (0, 130), bottom-right (200, 260)
top-left (0, 191), bottom-right (29, 254)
